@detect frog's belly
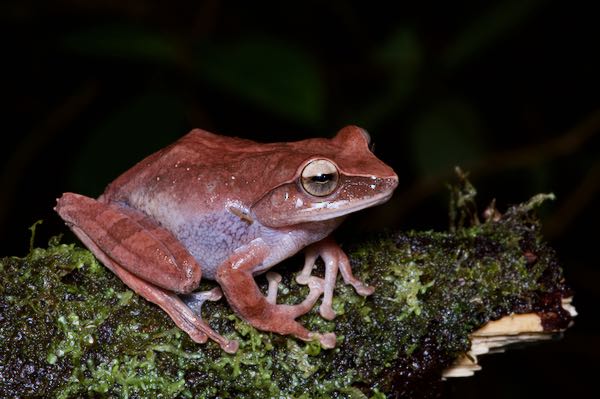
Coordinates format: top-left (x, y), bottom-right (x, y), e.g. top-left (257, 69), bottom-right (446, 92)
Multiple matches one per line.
top-left (171, 212), bottom-right (259, 280)
top-left (172, 212), bottom-right (326, 281)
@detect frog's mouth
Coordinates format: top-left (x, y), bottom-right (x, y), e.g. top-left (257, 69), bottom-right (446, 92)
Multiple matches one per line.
top-left (289, 189), bottom-right (396, 224)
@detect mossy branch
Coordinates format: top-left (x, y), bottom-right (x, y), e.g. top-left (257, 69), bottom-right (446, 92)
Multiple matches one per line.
top-left (0, 181), bottom-right (573, 398)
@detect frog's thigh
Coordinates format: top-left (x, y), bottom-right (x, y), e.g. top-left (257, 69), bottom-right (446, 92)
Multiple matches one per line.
top-left (56, 192), bottom-right (201, 293)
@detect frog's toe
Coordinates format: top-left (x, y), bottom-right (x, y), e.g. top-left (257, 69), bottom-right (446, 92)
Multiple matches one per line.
top-left (304, 276), bottom-right (335, 320)
top-left (221, 339), bottom-right (239, 354)
top-left (295, 273), bottom-right (311, 285)
top-left (266, 271), bottom-right (282, 304)
top-left (181, 287), bottom-right (223, 316)
top-left (296, 249), bottom-right (319, 285)
top-left (309, 332), bottom-right (337, 349)
top-left (319, 304), bottom-right (336, 320)
top-left (338, 256), bottom-right (374, 296)
top-left (353, 282), bottom-right (375, 296)
top-left (307, 275), bottom-right (324, 291)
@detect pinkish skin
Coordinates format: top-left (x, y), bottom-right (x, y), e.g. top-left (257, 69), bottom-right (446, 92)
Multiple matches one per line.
top-left (55, 126), bottom-right (398, 353)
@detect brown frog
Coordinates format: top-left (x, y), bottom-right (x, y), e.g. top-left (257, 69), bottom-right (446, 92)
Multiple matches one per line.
top-left (56, 126), bottom-right (398, 353)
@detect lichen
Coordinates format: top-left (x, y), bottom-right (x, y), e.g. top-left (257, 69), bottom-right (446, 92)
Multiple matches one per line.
top-left (0, 189), bottom-right (571, 398)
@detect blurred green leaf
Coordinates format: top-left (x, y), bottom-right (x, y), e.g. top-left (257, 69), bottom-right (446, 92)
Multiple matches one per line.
top-left (411, 99), bottom-right (485, 176)
top-left (357, 29), bottom-right (421, 127)
top-left (71, 93), bottom-right (186, 196)
top-left (376, 28), bottom-right (422, 76)
top-left (194, 37), bottom-right (324, 125)
top-left (443, 0), bottom-right (543, 69)
top-left (61, 25), bottom-right (181, 66)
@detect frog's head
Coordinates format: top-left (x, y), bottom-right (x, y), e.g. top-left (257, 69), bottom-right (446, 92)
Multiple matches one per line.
top-left (252, 126), bottom-right (398, 227)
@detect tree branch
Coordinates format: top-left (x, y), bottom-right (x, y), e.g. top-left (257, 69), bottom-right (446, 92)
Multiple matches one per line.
top-left (0, 185), bottom-right (574, 398)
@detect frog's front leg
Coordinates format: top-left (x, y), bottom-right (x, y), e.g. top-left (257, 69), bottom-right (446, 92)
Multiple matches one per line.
top-left (216, 239), bottom-right (337, 349)
top-left (55, 193), bottom-right (238, 353)
top-left (296, 237), bottom-right (374, 320)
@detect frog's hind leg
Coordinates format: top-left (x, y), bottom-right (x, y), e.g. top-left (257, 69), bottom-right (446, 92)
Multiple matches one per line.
top-left (86, 243), bottom-right (237, 353)
top-left (56, 193), bottom-right (201, 293)
top-left (55, 192), bottom-right (238, 353)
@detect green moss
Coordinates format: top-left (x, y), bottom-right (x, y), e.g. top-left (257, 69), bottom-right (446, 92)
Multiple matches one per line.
top-left (0, 190), bottom-right (571, 398)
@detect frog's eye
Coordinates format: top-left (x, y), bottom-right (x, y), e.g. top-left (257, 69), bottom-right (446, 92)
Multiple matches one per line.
top-left (300, 159), bottom-right (339, 197)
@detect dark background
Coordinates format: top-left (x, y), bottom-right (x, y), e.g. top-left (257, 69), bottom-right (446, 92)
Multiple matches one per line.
top-left (1, 1), bottom-right (597, 397)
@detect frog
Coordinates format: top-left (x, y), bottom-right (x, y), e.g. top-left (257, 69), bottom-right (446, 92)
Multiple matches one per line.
top-left (55, 125), bottom-right (398, 353)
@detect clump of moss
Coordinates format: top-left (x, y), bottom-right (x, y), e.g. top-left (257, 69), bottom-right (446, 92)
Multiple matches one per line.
top-left (0, 183), bottom-right (571, 398)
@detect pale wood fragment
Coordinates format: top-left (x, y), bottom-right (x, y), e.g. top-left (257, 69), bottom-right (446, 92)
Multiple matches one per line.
top-left (442, 298), bottom-right (575, 378)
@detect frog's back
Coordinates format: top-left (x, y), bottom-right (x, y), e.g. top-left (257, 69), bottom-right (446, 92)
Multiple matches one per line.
top-left (103, 130), bottom-right (251, 200)
top-left (102, 129), bottom-right (319, 208)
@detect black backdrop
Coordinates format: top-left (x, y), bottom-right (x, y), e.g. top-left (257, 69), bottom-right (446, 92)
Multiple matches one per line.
top-left (1, 1), bottom-right (597, 397)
